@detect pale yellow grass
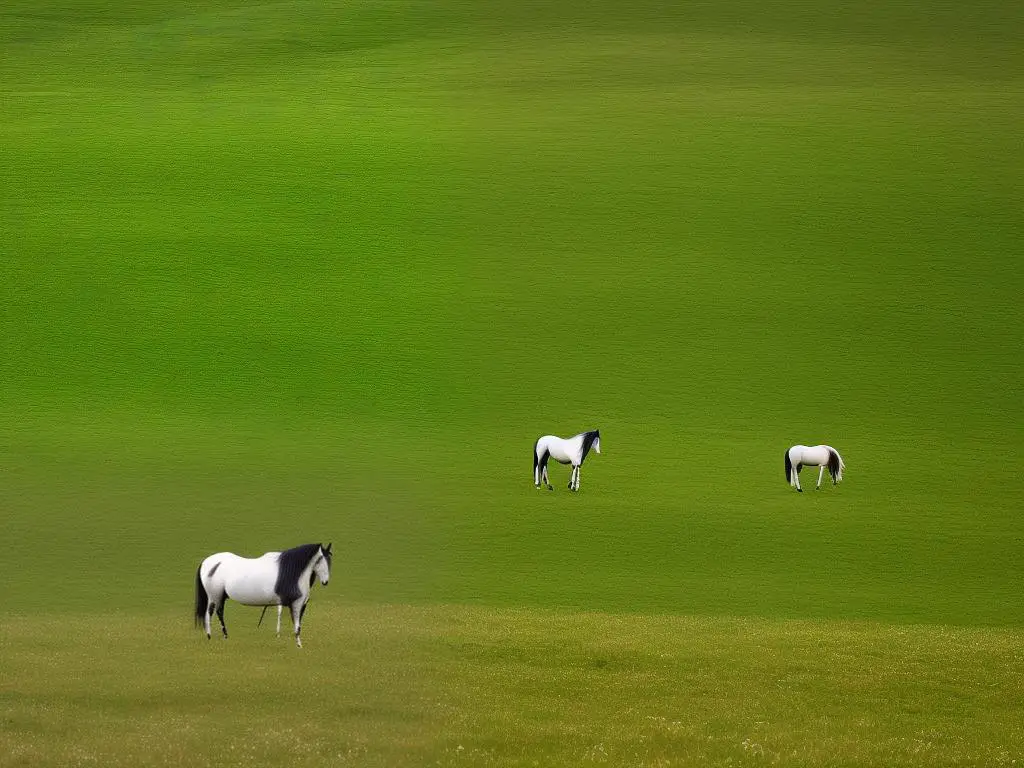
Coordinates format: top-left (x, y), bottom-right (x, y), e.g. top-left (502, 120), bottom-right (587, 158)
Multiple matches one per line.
top-left (1, 605), bottom-right (1021, 766)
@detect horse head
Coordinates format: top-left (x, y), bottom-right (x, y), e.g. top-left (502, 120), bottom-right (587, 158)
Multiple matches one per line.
top-left (315, 542), bottom-right (332, 586)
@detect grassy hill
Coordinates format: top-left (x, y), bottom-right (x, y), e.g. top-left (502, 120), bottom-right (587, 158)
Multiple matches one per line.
top-left (4, 0), bottom-right (1021, 623)
top-left (3, 2), bottom-right (1023, 764)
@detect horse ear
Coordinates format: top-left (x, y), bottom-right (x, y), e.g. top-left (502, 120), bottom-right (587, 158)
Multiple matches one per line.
top-left (325, 542), bottom-right (332, 554)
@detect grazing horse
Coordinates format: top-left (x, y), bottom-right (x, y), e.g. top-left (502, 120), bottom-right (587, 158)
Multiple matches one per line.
top-left (194, 542), bottom-right (332, 647)
top-left (533, 430), bottom-right (601, 491)
top-left (785, 445), bottom-right (845, 492)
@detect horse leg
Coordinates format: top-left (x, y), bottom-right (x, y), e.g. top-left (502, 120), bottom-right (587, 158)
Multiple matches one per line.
top-left (536, 453), bottom-right (551, 489)
top-left (794, 466), bottom-right (802, 492)
top-left (204, 602), bottom-right (214, 639)
top-left (816, 465), bottom-right (826, 490)
top-left (289, 601), bottom-right (304, 648)
top-left (542, 463), bottom-right (552, 491)
top-left (276, 605), bottom-right (283, 637)
top-left (216, 601), bottom-right (228, 638)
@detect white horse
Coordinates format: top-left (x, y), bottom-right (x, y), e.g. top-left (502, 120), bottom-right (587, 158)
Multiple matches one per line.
top-left (533, 430), bottom-right (601, 491)
top-left (785, 445), bottom-right (845, 492)
top-left (194, 542), bottom-right (332, 647)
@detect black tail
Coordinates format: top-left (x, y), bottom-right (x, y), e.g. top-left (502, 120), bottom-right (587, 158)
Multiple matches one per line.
top-left (533, 439), bottom-right (539, 475)
top-left (784, 451), bottom-right (792, 483)
top-left (827, 449), bottom-right (841, 483)
top-left (194, 566), bottom-right (208, 628)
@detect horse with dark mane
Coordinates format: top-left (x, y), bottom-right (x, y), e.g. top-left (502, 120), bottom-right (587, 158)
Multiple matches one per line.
top-left (533, 430), bottom-right (601, 491)
top-left (194, 542), bottom-right (332, 647)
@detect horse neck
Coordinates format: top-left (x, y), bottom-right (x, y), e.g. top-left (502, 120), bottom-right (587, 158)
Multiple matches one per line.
top-left (579, 432), bottom-right (598, 461)
top-left (301, 552), bottom-right (321, 586)
top-left (288, 558), bottom-right (315, 596)
top-left (277, 545), bottom-right (321, 599)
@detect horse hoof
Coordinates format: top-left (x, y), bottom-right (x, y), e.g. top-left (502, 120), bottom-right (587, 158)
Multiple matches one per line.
top-left (797, 489), bottom-right (803, 493)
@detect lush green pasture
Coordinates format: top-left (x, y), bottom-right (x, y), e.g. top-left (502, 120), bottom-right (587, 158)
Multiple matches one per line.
top-left (2, 0), bottom-right (1022, 764)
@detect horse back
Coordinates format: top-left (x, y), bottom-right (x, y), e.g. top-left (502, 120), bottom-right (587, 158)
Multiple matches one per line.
top-left (546, 436), bottom-right (578, 464)
top-left (534, 435), bottom-right (557, 454)
top-left (797, 445), bottom-right (830, 466)
top-left (535, 435), bottom-right (568, 463)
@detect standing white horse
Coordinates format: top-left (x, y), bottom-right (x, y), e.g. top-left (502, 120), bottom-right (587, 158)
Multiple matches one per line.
top-left (533, 430), bottom-right (601, 491)
top-left (785, 445), bottom-right (845, 492)
top-left (194, 542), bottom-right (332, 647)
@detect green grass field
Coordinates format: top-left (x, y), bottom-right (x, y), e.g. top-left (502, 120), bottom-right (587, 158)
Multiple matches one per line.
top-left (2, 1), bottom-right (1022, 765)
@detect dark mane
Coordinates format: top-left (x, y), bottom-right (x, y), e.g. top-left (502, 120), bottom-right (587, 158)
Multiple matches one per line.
top-left (275, 543), bottom-right (322, 604)
top-left (580, 430), bottom-right (600, 463)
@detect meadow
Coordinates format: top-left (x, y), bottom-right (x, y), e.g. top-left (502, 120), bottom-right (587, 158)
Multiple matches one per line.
top-left (2, 1), bottom-right (1022, 765)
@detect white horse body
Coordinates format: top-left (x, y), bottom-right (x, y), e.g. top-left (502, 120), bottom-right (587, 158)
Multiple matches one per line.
top-left (541, 436), bottom-right (587, 466)
top-left (786, 444), bottom-right (845, 492)
top-left (534, 430), bottom-right (601, 491)
top-left (201, 552), bottom-right (283, 606)
top-left (793, 445), bottom-right (831, 467)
